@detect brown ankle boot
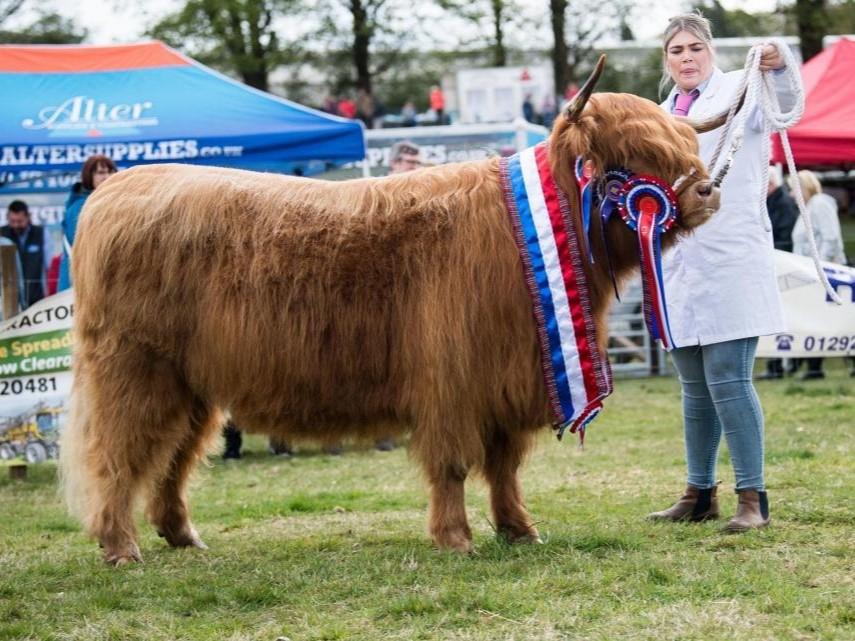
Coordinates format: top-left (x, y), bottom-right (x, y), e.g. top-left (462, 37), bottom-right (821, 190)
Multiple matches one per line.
top-left (647, 485), bottom-right (720, 522)
top-left (724, 490), bottom-right (770, 532)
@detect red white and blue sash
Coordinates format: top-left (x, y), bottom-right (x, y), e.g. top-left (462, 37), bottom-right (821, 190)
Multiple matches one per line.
top-left (500, 143), bottom-right (613, 441)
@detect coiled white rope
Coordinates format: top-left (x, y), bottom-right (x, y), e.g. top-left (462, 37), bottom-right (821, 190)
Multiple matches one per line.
top-left (711, 39), bottom-right (841, 304)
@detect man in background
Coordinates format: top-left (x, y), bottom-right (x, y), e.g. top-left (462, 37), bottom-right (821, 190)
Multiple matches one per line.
top-left (1, 200), bottom-right (48, 309)
top-left (758, 173), bottom-right (799, 380)
top-left (388, 140), bottom-right (423, 175)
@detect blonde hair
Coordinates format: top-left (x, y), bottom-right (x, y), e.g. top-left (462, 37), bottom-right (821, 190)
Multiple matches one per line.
top-left (660, 12), bottom-right (715, 98)
top-left (789, 169), bottom-right (822, 201)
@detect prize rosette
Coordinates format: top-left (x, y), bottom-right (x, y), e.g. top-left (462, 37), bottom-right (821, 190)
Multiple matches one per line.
top-left (597, 168), bottom-right (632, 223)
top-left (617, 174), bottom-right (680, 349)
top-left (617, 175), bottom-right (678, 233)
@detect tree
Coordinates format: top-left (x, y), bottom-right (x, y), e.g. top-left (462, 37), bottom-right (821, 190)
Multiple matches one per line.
top-left (549, 0), bottom-right (628, 99)
top-left (550, 0), bottom-right (569, 101)
top-left (437, 0), bottom-right (525, 67)
top-left (0, 1), bottom-right (87, 44)
top-left (826, 0), bottom-right (855, 33)
top-left (688, 1), bottom-right (783, 37)
top-left (312, 0), bottom-right (417, 96)
top-left (149, 0), bottom-right (305, 92)
top-left (792, 0), bottom-right (828, 61)
top-left (0, 0), bottom-right (24, 24)
top-left (778, 1), bottom-right (855, 56)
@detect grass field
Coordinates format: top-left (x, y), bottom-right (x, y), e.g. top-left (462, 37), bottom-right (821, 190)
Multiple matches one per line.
top-left (1, 364), bottom-right (852, 641)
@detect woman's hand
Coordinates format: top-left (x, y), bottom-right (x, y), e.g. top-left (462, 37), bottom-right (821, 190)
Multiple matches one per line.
top-left (759, 43), bottom-right (786, 72)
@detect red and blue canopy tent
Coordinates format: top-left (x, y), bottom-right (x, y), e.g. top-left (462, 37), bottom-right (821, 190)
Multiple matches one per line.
top-left (772, 37), bottom-right (855, 168)
top-left (0, 41), bottom-right (365, 192)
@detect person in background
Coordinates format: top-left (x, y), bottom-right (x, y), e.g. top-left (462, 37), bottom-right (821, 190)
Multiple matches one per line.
top-left (401, 100), bottom-right (417, 127)
top-left (388, 140), bottom-right (423, 175)
top-left (337, 95), bottom-right (356, 119)
top-left (321, 95), bottom-right (338, 114)
top-left (757, 171), bottom-right (799, 380)
top-left (540, 93), bottom-right (557, 129)
top-left (2, 200), bottom-right (49, 308)
top-left (646, 12), bottom-right (796, 532)
top-left (563, 82), bottom-right (579, 102)
top-left (789, 169), bottom-right (846, 380)
top-left (429, 85), bottom-right (445, 125)
top-left (46, 253), bottom-right (61, 296)
top-left (356, 88), bottom-right (375, 129)
top-left (58, 154), bottom-right (118, 291)
top-left (769, 171), bottom-right (800, 254)
top-left (0, 236), bottom-right (26, 313)
top-left (522, 94), bottom-right (536, 123)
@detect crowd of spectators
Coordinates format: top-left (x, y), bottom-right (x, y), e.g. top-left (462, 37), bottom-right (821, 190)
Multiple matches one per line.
top-left (318, 85), bottom-right (448, 129)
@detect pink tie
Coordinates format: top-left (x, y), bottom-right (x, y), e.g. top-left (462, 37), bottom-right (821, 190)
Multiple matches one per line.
top-left (673, 89), bottom-right (699, 116)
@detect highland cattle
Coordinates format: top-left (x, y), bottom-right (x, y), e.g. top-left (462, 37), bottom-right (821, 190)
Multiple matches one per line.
top-left (61, 59), bottom-right (726, 564)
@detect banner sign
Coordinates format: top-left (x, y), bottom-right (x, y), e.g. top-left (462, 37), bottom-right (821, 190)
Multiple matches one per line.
top-left (0, 291), bottom-right (72, 463)
top-left (0, 42), bottom-right (364, 177)
top-left (757, 251), bottom-right (855, 358)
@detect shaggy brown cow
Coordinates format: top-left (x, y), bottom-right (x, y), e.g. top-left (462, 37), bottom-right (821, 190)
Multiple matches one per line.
top-left (61, 61), bottom-right (724, 564)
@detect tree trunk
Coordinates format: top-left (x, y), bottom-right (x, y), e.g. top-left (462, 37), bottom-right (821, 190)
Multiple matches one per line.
top-left (241, 69), bottom-right (269, 92)
top-left (795, 0), bottom-right (827, 62)
top-left (491, 0), bottom-right (506, 67)
top-left (351, 0), bottom-right (372, 92)
top-left (550, 0), bottom-right (568, 98)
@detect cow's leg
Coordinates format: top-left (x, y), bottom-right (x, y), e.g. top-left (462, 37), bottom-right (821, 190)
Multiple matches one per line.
top-left (145, 398), bottom-right (222, 550)
top-left (412, 416), bottom-right (478, 552)
top-left (77, 348), bottom-right (194, 565)
top-left (426, 461), bottom-right (473, 552)
top-left (483, 428), bottom-right (540, 544)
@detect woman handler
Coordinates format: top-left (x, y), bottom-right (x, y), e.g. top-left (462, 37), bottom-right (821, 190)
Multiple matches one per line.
top-left (647, 13), bottom-right (796, 531)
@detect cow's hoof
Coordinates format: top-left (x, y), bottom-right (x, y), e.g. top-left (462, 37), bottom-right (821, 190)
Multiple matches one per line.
top-left (159, 526), bottom-right (208, 550)
top-left (433, 530), bottom-right (474, 553)
top-left (103, 543), bottom-right (143, 566)
top-left (497, 527), bottom-right (542, 545)
top-left (163, 530), bottom-right (208, 550)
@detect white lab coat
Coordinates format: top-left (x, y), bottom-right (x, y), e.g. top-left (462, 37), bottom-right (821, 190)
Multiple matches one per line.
top-left (659, 66), bottom-right (797, 346)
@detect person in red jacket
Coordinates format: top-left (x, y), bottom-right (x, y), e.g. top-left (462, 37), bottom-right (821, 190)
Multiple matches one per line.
top-left (46, 253), bottom-right (61, 296)
top-left (429, 85), bottom-right (445, 125)
top-left (337, 96), bottom-right (357, 119)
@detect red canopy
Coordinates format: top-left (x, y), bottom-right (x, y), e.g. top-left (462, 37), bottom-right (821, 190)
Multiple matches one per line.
top-left (772, 38), bottom-right (855, 167)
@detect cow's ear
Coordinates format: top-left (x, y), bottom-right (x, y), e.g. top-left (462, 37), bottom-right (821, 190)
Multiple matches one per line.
top-left (564, 54), bottom-right (606, 123)
top-left (561, 120), bottom-right (593, 156)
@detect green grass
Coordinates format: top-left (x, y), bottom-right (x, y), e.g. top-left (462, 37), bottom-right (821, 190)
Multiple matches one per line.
top-left (1, 364), bottom-right (853, 641)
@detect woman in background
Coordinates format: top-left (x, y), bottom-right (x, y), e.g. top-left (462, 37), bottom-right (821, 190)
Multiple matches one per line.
top-left (58, 154), bottom-right (117, 291)
top-left (789, 169), bottom-right (846, 380)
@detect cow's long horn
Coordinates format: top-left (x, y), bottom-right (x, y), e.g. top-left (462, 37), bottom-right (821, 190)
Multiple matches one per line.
top-left (564, 54), bottom-right (606, 123)
top-left (677, 85), bottom-right (748, 133)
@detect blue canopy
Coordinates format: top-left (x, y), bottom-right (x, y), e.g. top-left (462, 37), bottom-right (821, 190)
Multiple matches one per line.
top-left (0, 41), bottom-right (365, 189)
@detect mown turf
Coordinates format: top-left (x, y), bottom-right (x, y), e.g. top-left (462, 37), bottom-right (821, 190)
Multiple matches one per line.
top-left (1, 363), bottom-right (852, 640)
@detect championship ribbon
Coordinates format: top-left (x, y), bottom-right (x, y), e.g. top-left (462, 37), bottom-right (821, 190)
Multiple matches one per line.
top-left (575, 156), bottom-right (596, 263)
top-left (597, 168), bottom-right (632, 301)
top-left (617, 175), bottom-right (679, 350)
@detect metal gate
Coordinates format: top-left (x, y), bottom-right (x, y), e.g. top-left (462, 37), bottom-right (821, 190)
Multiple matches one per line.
top-left (606, 276), bottom-right (671, 377)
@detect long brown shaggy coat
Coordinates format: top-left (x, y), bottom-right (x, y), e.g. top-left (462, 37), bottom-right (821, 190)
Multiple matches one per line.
top-left (61, 92), bottom-right (717, 564)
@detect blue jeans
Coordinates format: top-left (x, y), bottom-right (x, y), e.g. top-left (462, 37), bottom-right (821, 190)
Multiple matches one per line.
top-left (669, 337), bottom-right (765, 491)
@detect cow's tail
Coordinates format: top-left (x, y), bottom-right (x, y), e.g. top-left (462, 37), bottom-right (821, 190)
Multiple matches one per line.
top-left (58, 382), bottom-right (96, 531)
